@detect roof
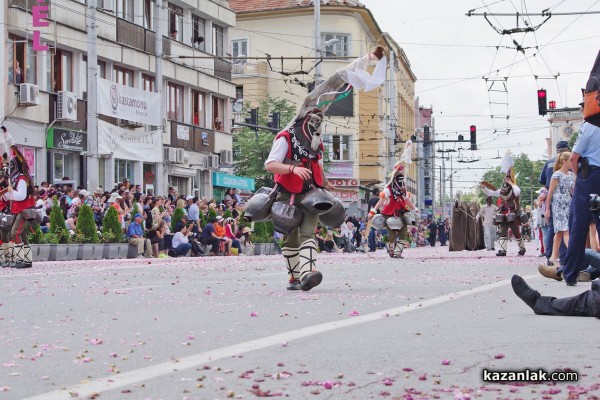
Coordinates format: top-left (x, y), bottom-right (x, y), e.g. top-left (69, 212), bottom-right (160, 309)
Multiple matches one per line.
top-left (229, 0), bottom-right (365, 14)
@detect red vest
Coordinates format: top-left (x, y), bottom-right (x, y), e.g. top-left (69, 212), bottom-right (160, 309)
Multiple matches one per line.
top-left (381, 188), bottom-right (408, 217)
top-left (273, 131), bottom-right (324, 194)
top-left (11, 176), bottom-right (35, 214)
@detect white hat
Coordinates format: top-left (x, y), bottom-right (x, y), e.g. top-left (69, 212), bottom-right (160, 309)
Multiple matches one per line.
top-left (79, 189), bottom-right (89, 197)
top-left (107, 192), bottom-right (123, 203)
top-left (186, 195), bottom-right (194, 200)
top-left (215, 216), bottom-right (223, 221)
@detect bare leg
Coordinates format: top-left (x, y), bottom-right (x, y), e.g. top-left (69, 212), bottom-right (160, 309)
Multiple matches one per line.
top-left (589, 224), bottom-right (598, 251)
top-left (550, 231), bottom-right (563, 263)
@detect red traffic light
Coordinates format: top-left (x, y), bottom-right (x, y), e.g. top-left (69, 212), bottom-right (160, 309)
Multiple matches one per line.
top-left (469, 125), bottom-right (476, 133)
top-left (537, 89), bottom-right (547, 99)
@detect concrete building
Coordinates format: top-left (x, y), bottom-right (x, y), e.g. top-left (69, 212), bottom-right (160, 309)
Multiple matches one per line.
top-left (1, 0), bottom-right (238, 197)
top-left (228, 0), bottom-right (416, 216)
top-left (545, 107), bottom-right (583, 158)
top-left (415, 105), bottom-right (434, 215)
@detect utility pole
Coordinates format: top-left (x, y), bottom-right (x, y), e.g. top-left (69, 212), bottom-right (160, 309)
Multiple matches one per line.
top-left (388, 49), bottom-right (397, 178)
top-left (441, 143), bottom-right (446, 218)
top-left (450, 154), bottom-right (454, 201)
top-left (439, 165), bottom-right (443, 218)
top-left (314, 0), bottom-right (322, 85)
top-left (86, 0), bottom-right (99, 190)
top-left (155, 0), bottom-right (165, 195)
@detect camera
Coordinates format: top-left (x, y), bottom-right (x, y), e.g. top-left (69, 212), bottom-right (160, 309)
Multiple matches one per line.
top-left (591, 194), bottom-right (600, 211)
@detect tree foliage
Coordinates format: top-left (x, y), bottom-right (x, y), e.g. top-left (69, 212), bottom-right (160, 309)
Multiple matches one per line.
top-left (49, 198), bottom-right (70, 244)
top-left (233, 97), bottom-right (297, 189)
top-left (171, 207), bottom-right (185, 232)
top-left (102, 206), bottom-right (123, 243)
top-left (75, 204), bottom-right (100, 243)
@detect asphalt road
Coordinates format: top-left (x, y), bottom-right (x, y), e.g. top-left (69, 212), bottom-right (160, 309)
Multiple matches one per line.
top-left (1, 241), bottom-right (598, 400)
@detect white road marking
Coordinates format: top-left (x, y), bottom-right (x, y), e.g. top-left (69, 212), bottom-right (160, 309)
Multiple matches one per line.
top-left (22, 274), bottom-right (539, 400)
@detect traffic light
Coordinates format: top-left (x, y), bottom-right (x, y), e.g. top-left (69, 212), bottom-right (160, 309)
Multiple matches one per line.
top-left (469, 125), bottom-right (477, 150)
top-left (537, 89), bottom-right (547, 116)
top-left (245, 108), bottom-right (258, 125)
top-left (423, 125), bottom-right (430, 142)
top-left (267, 112), bottom-right (280, 130)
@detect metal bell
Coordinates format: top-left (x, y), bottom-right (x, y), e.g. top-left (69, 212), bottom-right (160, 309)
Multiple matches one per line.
top-left (403, 211), bottom-right (417, 226)
top-left (300, 188), bottom-right (335, 215)
top-left (319, 198), bottom-right (346, 227)
top-left (371, 214), bottom-right (386, 230)
top-left (386, 216), bottom-right (404, 230)
top-left (271, 202), bottom-right (304, 234)
top-left (243, 187), bottom-right (276, 222)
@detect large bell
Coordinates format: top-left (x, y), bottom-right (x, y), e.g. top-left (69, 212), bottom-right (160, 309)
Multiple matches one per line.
top-left (403, 211), bottom-right (417, 226)
top-left (371, 214), bottom-right (386, 230)
top-left (386, 216), bottom-right (404, 231)
top-left (300, 188), bottom-right (335, 215)
top-left (243, 187), bottom-right (275, 222)
top-left (319, 198), bottom-right (346, 227)
top-left (271, 202), bottom-right (304, 234)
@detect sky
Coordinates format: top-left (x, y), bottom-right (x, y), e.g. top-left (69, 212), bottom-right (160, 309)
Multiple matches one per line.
top-left (360, 0), bottom-right (599, 193)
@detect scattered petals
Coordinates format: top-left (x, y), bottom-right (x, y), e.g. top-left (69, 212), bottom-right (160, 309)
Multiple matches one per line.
top-left (442, 359), bottom-right (451, 365)
top-left (348, 310), bottom-right (360, 316)
top-left (494, 353), bottom-right (505, 359)
top-left (250, 312), bottom-right (258, 317)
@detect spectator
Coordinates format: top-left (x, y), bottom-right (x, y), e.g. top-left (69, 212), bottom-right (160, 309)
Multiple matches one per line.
top-left (476, 196), bottom-right (499, 251)
top-left (127, 213), bottom-right (152, 258)
top-left (151, 197), bottom-right (166, 228)
top-left (224, 217), bottom-right (241, 255)
top-left (107, 192), bottom-right (125, 230)
top-left (148, 220), bottom-right (168, 258)
top-left (340, 221), bottom-right (355, 252)
top-left (213, 216), bottom-right (232, 255)
top-left (188, 197), bottom-right (200, 226)
top-left (367, 188), bottom-right (380, 252)
top-left (171, 223), bottom-right (192, 257)
top-left (40, 207), bottom-right (51, 234)
top-left (545, 151), bottom-right (574, 267)
top-left (428, 219), bottom-right (437, 247)
top-left (168, 187), bottom-right (176, 203)
top-left (201, 217), bottom-right (222, 256)
top-left (36, 189), bottom-right (48, 219)
top-left (240, 227), bottom-right (255, 256)
top-left (65, 207), bottom-right (79, 233)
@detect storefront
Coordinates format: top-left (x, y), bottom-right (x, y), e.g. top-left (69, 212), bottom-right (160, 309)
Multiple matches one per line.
top-left (3, 119), bottom-right (47, 184)
top-left (212, 171), bottom-right (255, 202)
top-left (46, 127), bottom-right (86, 186)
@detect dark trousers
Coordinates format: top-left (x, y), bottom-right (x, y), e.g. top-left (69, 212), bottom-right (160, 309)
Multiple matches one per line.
top-left (563, 168), bottom-right (600, 284)
top-left (202, 236), bottom-right (221, 254)
top-left (584, 249), bottom-right (600, 280)
top-left (368, 228), bottom-right (376, 251)
top-left (173, 243), bottom-right (192, 257)
top-left (428, 234), bottom-right (436, 247)
top-left (534, 281), bottom-right (600, 317)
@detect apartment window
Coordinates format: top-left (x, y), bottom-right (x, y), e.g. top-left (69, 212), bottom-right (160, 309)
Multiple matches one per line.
top-left (114, 65), bottom-right (134, 87)
top-left (212, 97), bottom-right (225, 131)
top-left (143, 74), bottom-right (155, 92)
top-left (212, 24), bottom-right (224, 56)
top-left (168, 4), bottom-right (183, 41)
top-left (324, 135), bottom-right (351, 161)
top-left (115, 159), bottom-right (134, 182)
top-left (231, 38), bottom-right (248, 64)
top-left (192, 15), bottom-right (206, 51)
top-left (53, 152), bottom-right (74, 181)
top-left (53, 50), bottom-right (73, 92)
top-left (167, 82), bottom-right (184, 122)
top-left (143, 0), bottom-right (155, 30)
top-left (8, 35), bottom-right (36, 84)
top-left (116, 0), bottom-right (134, 22)
top-left (322, 34), bottom-right (349, 57)
top-left (191, 90), bottom-right (205, 127)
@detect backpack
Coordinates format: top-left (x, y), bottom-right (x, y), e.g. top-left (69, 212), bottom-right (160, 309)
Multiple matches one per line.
top-left (583, 49), bottom-right (600, 127)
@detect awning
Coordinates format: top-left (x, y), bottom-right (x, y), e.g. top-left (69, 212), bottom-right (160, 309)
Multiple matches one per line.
top-left (213, 171), bottom-right (255, 191)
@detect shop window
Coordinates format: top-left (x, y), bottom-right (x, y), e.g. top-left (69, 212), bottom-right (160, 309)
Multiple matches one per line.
top-left (168, 4), bottom-right (183, 41)
top-left (212, 24), bottom-right (224, 56)
top-left (167, 82), bottom-right (184, 122)
top-left (321, 33), bottom-right (349, 57)
top-left (192, 15), bottom-right (205, 50)
top-left (212, 96), bottom-right (225, 131)
top-left (115, 159), bottom-right (134, 183)
top-left (192, 90), bottom-right (205, 126)
top-left (143, 74), bottom-right (155, 92)
top-left (8, 35), bottom-right (36, 85)
top-left (323, 135), bottom-right (351, 161)
top-left (53, 152), bottom-right (74, 181)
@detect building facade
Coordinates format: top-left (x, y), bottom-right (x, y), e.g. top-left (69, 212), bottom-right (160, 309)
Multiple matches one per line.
top-left (228, 0), bottom-right (415, 216)
top-left (546, 107), bottom-right (583, 158)
top-left (1, 0), bottom-right (237, 197)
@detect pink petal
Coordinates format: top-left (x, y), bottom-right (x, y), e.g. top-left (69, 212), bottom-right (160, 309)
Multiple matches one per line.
top-left (494, 353), bottom-right (505, 359)
top-left (348, 310), bottom-right (360, 316)
top-left (442, 359), bottom-right (451, 365)
top-left (322, 381), bottom-right (333, 389)
top-left (250, 312), bottom-right (258, 317)
top-left (382, 378), bottom-right (393, 386)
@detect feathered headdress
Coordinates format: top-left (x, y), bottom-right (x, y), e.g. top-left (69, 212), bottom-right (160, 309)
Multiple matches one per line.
top-left (500, 151), bottom-right (517, 184)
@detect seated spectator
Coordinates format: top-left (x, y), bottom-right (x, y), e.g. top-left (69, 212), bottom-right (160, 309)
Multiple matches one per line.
top-left (213, 216), bottom-right (233, 255)
top-left (224, 217), bottom-right (241, 255)
top-left (201, 217), bottom-right (222, 256)
top-left (240, 227), bottom-right (255, 256)
top-left (323, 231), bottom-right (339, 253)
top-left (171, 223), bottom-right (193, 257)
top-left (41, 207), bottom-right (51, 234)
top-left (127, 213), bottom-right (152, 258)
top-left (65, 207), bottom-right (79, 233)
top-left (147, 220), bottom-right (167, 258)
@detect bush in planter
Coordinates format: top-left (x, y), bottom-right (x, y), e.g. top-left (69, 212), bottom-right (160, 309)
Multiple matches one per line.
top-left (171, 207), bottom-right (185, 232)
top-left (102, 206), bottom-right (124, 243)
top-left (207, 208), bottom-right (218, 221)
top-left (254, 221), bottom-right (267, 237)
top-left (28, 224), bottom-right (44, 244)
top-left (49, 199), bottom-right (70, 244)
top-left (199, 211), bottom-right (207, 228)
top-left (75, 204), bottom-right (99, 244)
top-left (222, 209), bottom-right (233, 219)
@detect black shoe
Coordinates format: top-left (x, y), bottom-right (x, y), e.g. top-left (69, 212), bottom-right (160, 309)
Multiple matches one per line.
top-left (496, 250), bottom-right (506, 257)
top-left (300, 271), bottom-right (323, 292)
top-left (566, 281), bottom-right (577, 287)
top-left (286, 279), bottom-right (301, 291)
top-left (491, 247), bottom-right (495, 251)
top-left (15, 263), bottom-right (32, 269)
top-left (518, 248), bottom-right (526, 256)
top-left (1, 261), bottom-right (10, 268)
top-left (511, 275), bottom-right (540, 310)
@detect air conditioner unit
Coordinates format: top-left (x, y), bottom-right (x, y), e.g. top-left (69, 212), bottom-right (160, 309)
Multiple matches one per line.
top-left (220, 149), bottom-right (233, 164)
top-left (99, 0), bottom-right (113, 12)
top-left (56, 91), bottom-right (78, 121)
top-left (175, 149), bottom-right (189, 164)
top-left (163, 147), bottom-right (177, 163)
top-left (207, 154), bottom-right (220, 169)
top-left (19, 83), bottom-right (39, 106)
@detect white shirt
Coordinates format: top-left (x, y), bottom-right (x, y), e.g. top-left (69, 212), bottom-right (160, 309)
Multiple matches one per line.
top-left (264, 136), bottom-right (324, 168)
top-left (476, 204), bottom-right (499, 226)
top-left (172, 232), bottom-right (189, 249)
top-left (482, 184), bottom-right (521, 198)
top-left (36, 199), bottom-right (47, 218)
top-left (2, 180), bottom-right (27, 201)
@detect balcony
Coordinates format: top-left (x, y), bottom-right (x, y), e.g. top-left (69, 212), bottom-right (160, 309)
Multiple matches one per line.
top-left (170, 121), bottom-right (215, 153)
top-left (116, 18), bottom-right (171, 56)
top-left (214, 58), bottom-right (232, 81)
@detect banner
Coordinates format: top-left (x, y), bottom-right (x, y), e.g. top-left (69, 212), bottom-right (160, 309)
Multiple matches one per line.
top-left (98, 120), bottom-right (162, 163)
top-left (97, 78), bottom-right (161, 125)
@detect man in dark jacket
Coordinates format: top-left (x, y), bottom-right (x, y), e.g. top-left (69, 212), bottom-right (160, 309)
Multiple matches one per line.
top-left (428, 219), bottom-right (437, 247)
top-left (367, 188), bottom-right (380, 252)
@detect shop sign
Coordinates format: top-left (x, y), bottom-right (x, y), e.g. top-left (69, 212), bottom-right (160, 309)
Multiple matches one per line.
top-left (331, 190), bottom-right (359, 203)
top-left (212, 172), bottom-right (255, 191)
top-left (98, 120), bottom-right (162, 162)
top-left (32, 0), bottom-right (49, 51)
top-left (97, 78), bottom-right (161, 125)
top-left (325, 162), bottom-right (353, 178)
top-left (47, 127), bottom-right (87, 151)
top-left (328, 178), bottom-right (359, 187)
top-left (176, 125), bottom-right (190, 141)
